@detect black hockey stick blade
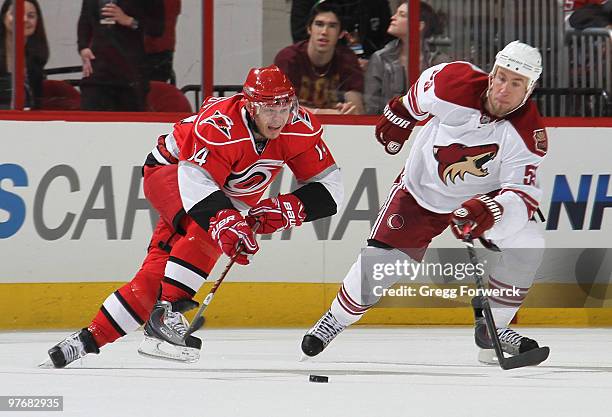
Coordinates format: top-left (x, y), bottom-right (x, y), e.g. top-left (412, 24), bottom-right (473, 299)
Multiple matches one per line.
top-left (499, 346), bottom-right (550, 370)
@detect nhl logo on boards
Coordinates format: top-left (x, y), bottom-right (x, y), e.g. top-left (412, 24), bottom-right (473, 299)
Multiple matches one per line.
top-left (532, 129), bottom-right (548, 155)
top-left (386, 214), bottom-right (405, 230)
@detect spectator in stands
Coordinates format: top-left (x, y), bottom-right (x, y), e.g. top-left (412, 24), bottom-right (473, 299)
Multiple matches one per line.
top-left (276, 1), bottom-right (364, 114)
top-left (568, 0), bottom-right (612, 30)
top-left (364, 1), bottom-right (449, 114)
top-left (564, 0), bottom-right (607, 14)
top-left (144, 0), bottom-right (180, 84)
top-left (291, 0), bottom-right (391, 62)
top-left (77, 0), bottom-right (164, 112)
top-left (0, 0), bottom-right (48, 109)
top-left (563, 0), bottom-right (607, 29)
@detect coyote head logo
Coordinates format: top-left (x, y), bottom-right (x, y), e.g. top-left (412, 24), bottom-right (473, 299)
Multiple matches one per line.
top-left (201, 110), bottom-right (234, 138)
top-left (433, 143), bottom-right (499, 185)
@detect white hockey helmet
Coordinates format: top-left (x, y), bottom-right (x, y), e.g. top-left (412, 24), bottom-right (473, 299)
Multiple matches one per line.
top-left (491, 40), bottom-right (542, 103)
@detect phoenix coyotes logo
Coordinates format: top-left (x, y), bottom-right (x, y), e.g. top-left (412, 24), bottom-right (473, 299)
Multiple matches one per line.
top-left (433, 143), bottom-right (499, 185)
top-left (201, 110), bottom-right (234, 138)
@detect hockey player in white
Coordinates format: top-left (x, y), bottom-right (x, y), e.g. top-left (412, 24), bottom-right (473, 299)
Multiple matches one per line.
top-left (301, 41), bottom-right (549, 365)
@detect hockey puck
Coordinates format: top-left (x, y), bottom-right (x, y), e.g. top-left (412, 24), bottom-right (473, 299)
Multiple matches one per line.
top-left (309, 374), bottom-right (329, 383)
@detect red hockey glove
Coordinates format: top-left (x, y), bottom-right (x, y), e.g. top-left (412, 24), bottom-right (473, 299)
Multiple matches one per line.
top-left (247, 193), bottom-right (306, 234)
top-left (375, 96), bottom-right (416, 155)
top-left (209, 209), bottom-right (259, 265)
top-left (450, 195), bottom-right (503, 239)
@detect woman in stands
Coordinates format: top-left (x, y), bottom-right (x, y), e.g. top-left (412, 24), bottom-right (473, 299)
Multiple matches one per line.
top-left (0, 0), bottom-right (49, 109)
top-left (364, 1), bottom-right (449, 114)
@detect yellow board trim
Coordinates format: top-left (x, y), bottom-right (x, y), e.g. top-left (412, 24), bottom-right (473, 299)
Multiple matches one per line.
top-left (1, 282), bottom-right (612, 329)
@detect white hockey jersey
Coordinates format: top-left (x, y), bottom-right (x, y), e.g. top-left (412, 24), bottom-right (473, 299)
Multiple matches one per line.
top-left (400, 61), bottom-right (548, 240)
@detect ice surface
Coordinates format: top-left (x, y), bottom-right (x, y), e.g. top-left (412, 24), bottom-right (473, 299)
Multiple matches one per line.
top-left (1, 328), bottom-right (611, 417)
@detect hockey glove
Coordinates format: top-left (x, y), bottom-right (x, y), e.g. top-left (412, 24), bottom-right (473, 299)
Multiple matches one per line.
top-left (247, 193), bottom-right (306, 234)
top-left (375, 96), bottom-right (416, 155)
top-left (209, 209), bottom-right (259, 265)
top-left (450, 195), bottom-right (503, 239)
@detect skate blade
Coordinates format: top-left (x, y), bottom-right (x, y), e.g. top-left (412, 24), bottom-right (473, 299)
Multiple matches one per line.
top-left (478, 349), bottom-right (500, 365)
top-left (298, 353), bottom-right (311, 362)
top-left (38, 358), bottom-right (55, 368)
top-left (138, 335), bottom-right (200, 363)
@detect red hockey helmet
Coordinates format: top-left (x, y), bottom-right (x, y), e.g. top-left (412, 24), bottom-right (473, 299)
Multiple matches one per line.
top-left (243, 65), bottom-right (297, 115)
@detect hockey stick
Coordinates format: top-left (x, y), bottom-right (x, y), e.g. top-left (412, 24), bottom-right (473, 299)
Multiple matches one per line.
top-left (183, 221), bottom-right (260, 339)
top-left (462, 225), bottom-right (549, 370)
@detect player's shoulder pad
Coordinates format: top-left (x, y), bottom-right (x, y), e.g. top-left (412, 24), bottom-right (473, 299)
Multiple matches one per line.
top-left (279, 106), bottom-right (323, 139)
top-left (431, 61), bottom-right (489, 109)
top-left (192, 94), bottom-right (252, 146)
top-left (507, 100), bottom-right (548, 157)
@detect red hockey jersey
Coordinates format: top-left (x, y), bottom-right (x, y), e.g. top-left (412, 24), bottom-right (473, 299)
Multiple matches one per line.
top-left (148, 94), bottom-right (340, 213)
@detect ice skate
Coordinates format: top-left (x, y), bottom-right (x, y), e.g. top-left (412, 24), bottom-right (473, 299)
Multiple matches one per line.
top-left (472, 297), bottom-right (539, 364)
top-left (45, 328), bottom-right (100, 368)
top-left (301, 310), bottom-right (346, 359)
top-left (138, 301), bottom-right (202, 363)
top-left (477, 327), bottom-right (541, 364)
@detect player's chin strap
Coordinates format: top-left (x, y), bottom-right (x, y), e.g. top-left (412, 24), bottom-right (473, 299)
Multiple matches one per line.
top-left (461, 224), bottom-right (549, 370)
top-left (183, 220), bottom-right (261, 339)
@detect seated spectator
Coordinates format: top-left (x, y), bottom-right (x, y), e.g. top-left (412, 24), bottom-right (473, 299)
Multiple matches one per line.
top-left (563, 0), bottom-right (607, 29)
top-left (564, 0), bottom-right (607, 16)
top-left (568, 0), bottom-right (612, 30)
top-left (276, 1), bottom-right (364, 114)
top-left (78, 0), bottom-right (164, 112)
top-left (144, 0), bottom-right (180, 84)
top-left (0, 0), bottom-right (48, 109)
top-left (364, 1), bottom-right (449, 114)
top-left (291, 0), bottom-right (391, 61)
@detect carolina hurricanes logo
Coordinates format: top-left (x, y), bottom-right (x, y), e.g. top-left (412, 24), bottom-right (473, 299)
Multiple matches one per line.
top-left (224, 160), bottom-right (284, 196)
top-left (433, 143), bottom-right (499, 185)
top-left (291, 110), bottom-right (313, 130)
top-left (200, 110), bottom-right (234, 138)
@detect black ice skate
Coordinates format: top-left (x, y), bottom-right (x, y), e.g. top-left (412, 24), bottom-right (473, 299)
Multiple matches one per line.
top-left (301, 310), bottom-right (346, 359)
top-left (138, 301), bottom-right (202, 363)
top-left (46, 328), bottom-right (100, 368)
top-left (472, 297), bottom-right (541, 364)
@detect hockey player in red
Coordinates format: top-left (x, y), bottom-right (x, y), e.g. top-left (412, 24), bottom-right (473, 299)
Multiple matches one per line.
top-left (46, 65), bottom-right (343, 367)
top-left (301, 41), bottom-right (550, 365)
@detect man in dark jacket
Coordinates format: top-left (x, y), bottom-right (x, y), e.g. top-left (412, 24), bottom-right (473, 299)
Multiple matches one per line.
top-left (78, 0), bottom-right (164, 111)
